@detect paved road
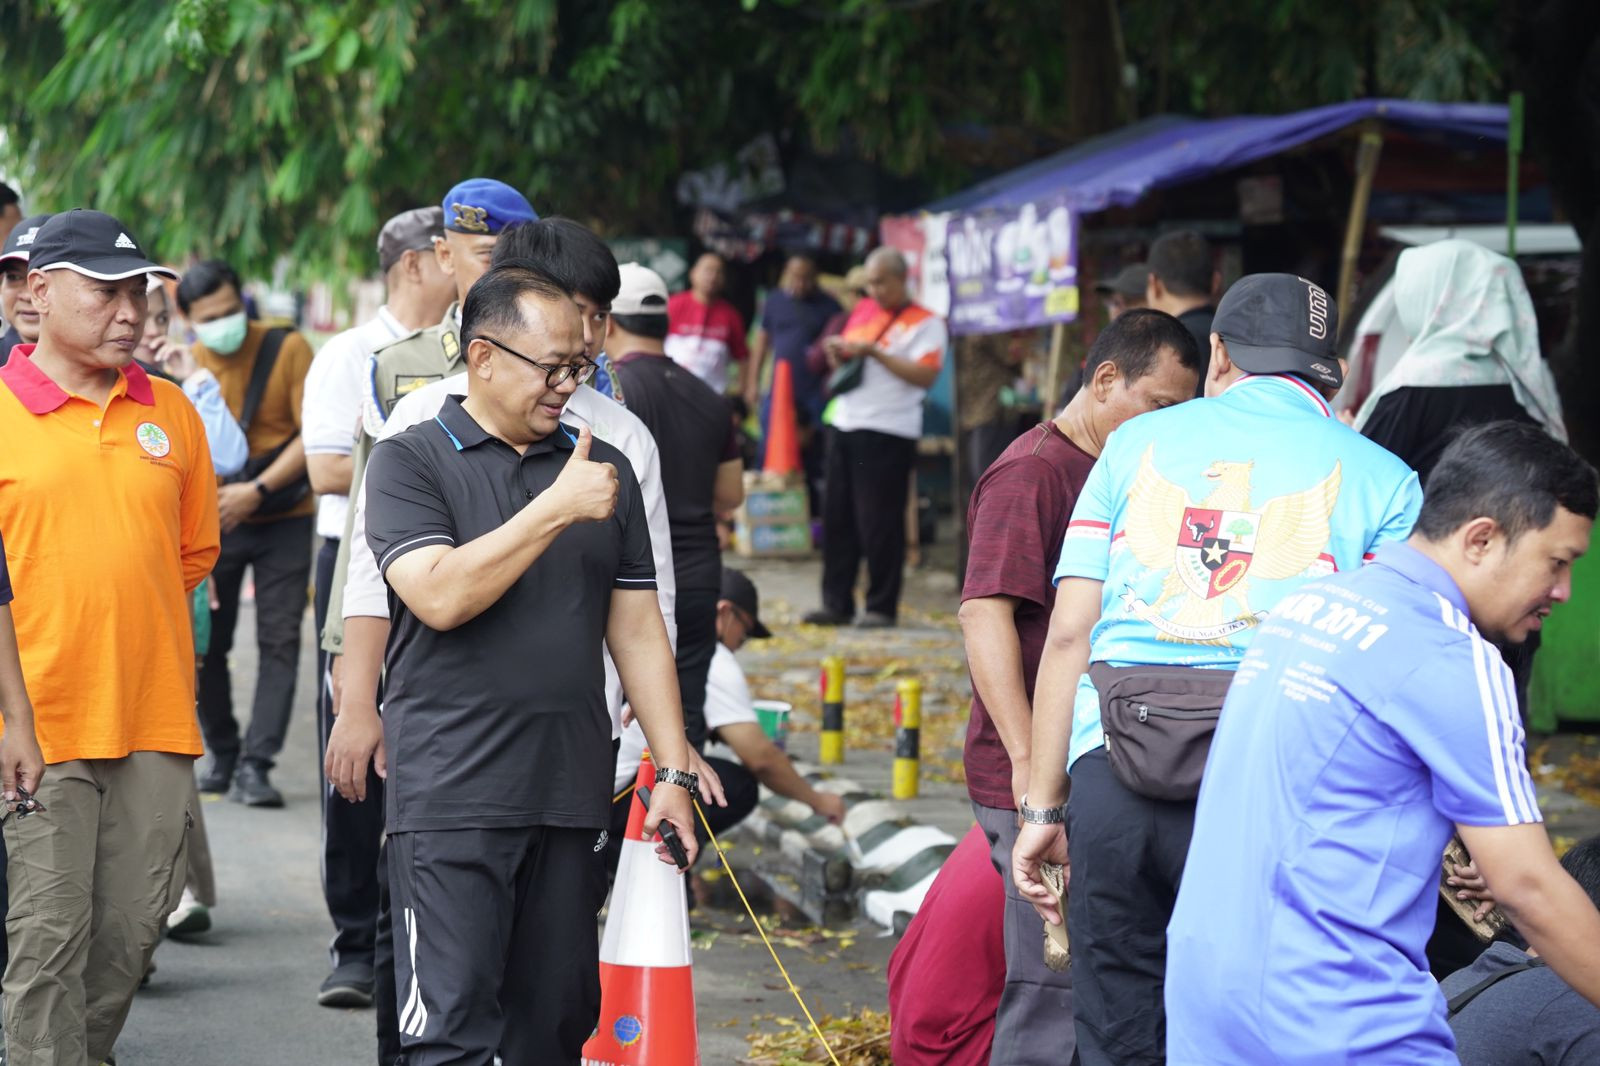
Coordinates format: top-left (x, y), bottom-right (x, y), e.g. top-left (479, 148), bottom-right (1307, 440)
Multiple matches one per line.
top-left (117, 605), bottom-right (373, 1065)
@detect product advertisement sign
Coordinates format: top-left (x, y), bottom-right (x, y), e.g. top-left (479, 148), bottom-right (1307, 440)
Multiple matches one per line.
top-left (944, 197), bottom-right (1079, 335)
top-left (879, 198), bottom-right (1079, 335)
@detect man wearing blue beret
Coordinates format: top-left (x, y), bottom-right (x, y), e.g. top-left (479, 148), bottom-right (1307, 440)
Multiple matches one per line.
top-left (315, 178), bottom-right (536, 1034)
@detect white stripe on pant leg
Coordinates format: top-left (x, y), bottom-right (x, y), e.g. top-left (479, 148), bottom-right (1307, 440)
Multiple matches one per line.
top-left (399, 907), bottom-right (429, 1038)
top-left (400, 907), bottom-right (427, 1037)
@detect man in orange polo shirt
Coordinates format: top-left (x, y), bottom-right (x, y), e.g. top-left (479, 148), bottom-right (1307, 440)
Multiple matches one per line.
top-left (0, 209), bottom-right (220, 1066)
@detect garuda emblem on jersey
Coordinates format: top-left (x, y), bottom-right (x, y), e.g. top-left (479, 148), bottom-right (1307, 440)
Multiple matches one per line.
top-left (1119, 445), bottom-right (1341, 645)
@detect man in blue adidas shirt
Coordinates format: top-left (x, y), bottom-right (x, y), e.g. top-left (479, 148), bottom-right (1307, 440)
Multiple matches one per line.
top-left (1166, 422), bottom-right (1600, 1064)
top-left (1012, 273), bottom-right (1423, 1065)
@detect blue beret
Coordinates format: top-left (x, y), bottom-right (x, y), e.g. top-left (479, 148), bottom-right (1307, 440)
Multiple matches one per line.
top-left (440, 179), bottom-right (538, 235)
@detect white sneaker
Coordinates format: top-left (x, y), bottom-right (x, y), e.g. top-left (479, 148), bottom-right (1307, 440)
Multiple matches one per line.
top-left (166, 888), bottom-right (211, 940)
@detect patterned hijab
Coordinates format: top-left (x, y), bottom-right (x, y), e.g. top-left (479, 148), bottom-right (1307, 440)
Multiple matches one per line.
top-left (1353, 239), bottom-right (1565, 440)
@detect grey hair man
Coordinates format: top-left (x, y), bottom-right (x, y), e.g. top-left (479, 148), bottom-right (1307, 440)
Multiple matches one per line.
top-left (804, 245), bottom-right (949, 628)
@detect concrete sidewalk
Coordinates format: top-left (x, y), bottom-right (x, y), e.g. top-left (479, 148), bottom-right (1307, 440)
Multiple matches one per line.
top-left (731, 550), bottom-right (976, 844)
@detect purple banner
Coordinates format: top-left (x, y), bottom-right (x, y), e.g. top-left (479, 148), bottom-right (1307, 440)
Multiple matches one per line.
top-left (936, 197), bottom-right (1079, 335)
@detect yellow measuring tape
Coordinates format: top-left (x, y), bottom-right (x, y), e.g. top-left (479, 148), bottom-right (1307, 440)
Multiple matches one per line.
top-left (692, 798), bottom-right (843, 1066)
top-left (610, 783), bottom-right (842, 1064)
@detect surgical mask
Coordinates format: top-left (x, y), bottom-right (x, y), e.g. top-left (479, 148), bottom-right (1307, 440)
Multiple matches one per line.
top-left (194, 311), bottom-right (248, 355)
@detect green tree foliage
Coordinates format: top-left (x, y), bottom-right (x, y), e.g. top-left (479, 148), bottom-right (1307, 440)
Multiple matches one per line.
top-left (0, 0), bottom-right (778, 276)
top-left (751, 0), bottom-right (1072, 176)
top-left (0, 0), bottom-right (1508, 282)
top-left (1119, 0), bottom-right (1505, 116)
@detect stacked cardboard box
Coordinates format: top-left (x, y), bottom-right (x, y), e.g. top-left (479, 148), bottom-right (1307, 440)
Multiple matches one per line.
top-left (734, 471), bottom-right (813, 558)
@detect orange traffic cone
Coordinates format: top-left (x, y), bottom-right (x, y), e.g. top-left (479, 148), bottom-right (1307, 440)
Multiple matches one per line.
top-left (762, 359), bottom-right (802, 477)
top-left (582, 753), bottom-right (700, 1065)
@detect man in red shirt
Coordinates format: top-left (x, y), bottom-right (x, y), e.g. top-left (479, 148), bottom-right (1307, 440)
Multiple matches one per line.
top-left (958, 309), bottom-right (1200, 1064)
top-left (665, 252), bottom-right (748, 393)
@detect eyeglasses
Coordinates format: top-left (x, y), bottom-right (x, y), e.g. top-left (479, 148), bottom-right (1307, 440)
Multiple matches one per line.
top-left (479, 336), bottom-right (597, 387)
top-left (12, 786), bottom-right (44, 820)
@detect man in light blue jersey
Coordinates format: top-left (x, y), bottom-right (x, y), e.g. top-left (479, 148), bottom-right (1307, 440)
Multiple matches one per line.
top-left (1012, 273), bottom-right (1423, 1065)
top-left (1165, 421), bottom-right (1600, 1064)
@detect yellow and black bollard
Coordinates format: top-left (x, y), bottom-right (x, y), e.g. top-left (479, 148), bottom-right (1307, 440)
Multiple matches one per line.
top-left (819, 655), bottom-right (845, 764)
top-left (892, 678), bottom-right (921, 799)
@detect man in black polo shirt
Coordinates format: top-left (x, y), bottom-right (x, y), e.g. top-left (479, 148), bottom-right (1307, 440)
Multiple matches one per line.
top-left (607, 262), bottom-right (745, 751)
top-left (363, 262), bottom-right (700, 1065)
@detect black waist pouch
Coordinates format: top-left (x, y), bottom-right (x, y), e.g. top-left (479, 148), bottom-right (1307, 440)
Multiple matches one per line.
top-left (1088, 662), bottom-right (1234, 802)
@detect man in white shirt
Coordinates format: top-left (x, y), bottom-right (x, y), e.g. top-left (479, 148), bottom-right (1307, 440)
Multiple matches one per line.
top-left (612, 565), bottom-right (844, 875)
top-left (805, 246), bottom-right (948, 629)
top-left (300, 206), bottom-right (454, 1010)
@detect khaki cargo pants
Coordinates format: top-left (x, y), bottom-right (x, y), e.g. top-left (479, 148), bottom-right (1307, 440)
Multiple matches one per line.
top-left (2, 751), bottom-right (193, 1065)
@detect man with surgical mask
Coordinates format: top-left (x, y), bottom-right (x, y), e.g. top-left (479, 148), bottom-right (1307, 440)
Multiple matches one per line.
top-left (180, 259), bottom-right (315, 809)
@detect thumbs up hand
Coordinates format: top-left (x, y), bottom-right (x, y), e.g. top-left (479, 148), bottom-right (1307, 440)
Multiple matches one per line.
top-left (551, 426), bottom-right (618, 523)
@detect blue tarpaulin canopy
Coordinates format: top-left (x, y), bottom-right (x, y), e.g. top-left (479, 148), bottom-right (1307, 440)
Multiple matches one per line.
top-left (924, 99), bottom-right (1510, 216)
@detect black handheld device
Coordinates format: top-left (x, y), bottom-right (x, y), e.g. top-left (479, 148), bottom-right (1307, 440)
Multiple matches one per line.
top-left (635, 785), bottom-right (689, 869)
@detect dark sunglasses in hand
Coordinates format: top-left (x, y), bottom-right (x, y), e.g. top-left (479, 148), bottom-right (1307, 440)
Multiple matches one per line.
top-left (479, 336), bottom-right (598, 388)
top-left (13, 785), bottom-right (44, 820)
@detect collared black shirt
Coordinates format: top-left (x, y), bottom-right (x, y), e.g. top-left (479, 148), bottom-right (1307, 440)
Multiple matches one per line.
top-left (364, 394), bottom-right (656, 833)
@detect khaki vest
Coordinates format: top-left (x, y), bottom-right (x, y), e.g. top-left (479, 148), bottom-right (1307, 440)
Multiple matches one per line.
top-left (321, 306), bottom-right (465, 655)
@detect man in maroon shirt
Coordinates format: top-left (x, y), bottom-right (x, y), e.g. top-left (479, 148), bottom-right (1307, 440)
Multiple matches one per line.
top-left (958, 309), bottom-right (1200, 1064)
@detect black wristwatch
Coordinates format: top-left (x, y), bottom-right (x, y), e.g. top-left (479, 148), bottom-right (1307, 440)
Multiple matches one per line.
top-left (253, 480), bottom-right (271, 500)
top-left (654, 767), bottom-right (700, 796)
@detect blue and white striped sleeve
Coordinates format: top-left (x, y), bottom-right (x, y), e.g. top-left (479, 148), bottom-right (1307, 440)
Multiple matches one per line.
top-left (1387, 601), bottom-right (1542, 827)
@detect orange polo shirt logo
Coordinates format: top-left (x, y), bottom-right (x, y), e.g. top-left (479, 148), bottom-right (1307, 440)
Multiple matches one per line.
top-left (136, 421), bottom-right (172, 457)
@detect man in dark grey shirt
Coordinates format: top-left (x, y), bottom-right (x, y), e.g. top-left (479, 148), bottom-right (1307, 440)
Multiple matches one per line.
top-left (1145, 229), bottom-right (1216, 396)
top-left (1443, 834), bottom-right (1600, 1064)
top-left (364, 261), bottom-right (700, 1065)
top-left (607, 262), bottom-right (744, 750)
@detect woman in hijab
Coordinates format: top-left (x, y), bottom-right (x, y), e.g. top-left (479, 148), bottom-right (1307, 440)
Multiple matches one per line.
top-left (1356, 238), bottom-right (1565, 481)
top-left (1356, 238), bottom-right (1566, 982)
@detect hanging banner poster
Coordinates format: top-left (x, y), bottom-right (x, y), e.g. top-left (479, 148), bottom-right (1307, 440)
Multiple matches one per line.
top-left (878, 213), bottom-right (931, 307)
top-left (944, 198), bottom-right (1079, 335)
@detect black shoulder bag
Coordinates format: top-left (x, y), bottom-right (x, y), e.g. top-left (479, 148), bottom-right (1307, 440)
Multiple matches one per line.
top-left (1446, 957), bottom-right (1545, 1018)
top-left (826, 306), bottom-right (908, 397)
top-left (222, 327), bottom-right (311, 516)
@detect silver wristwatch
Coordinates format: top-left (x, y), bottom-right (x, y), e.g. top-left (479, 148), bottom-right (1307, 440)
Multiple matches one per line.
top-left (654, 767), bottom-right (700, 796)
top-left (1019, 795), bottom-right (1066, 825)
